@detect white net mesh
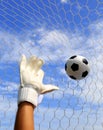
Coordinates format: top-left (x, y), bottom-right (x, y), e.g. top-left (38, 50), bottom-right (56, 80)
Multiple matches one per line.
top-left (0, 0), bottom-right (103, 130)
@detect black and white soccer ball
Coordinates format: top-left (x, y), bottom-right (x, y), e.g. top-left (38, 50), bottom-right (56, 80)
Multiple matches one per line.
top-left (65, 55), bottom-right (90, 80)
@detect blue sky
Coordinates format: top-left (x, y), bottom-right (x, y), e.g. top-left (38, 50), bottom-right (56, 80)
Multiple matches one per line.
top-left (0, 0), bottom-right (103, 130)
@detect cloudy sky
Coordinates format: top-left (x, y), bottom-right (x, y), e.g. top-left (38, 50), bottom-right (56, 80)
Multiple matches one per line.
top-left (0, 0), bottom-right (103, 130)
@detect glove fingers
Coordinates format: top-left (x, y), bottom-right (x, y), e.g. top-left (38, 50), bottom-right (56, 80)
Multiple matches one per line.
top-left (28, 56), bottom-right (44, 73)
top-left (35, 59), bottom-right (44, 72)
top-left (41, 85), bottom-right (59, 94)
top-left (20, 54), bottom-right (27, 86)
top-left (28, 56), bottom-right (37, 66)
top-left (28, 56), bottom-right (38, 72)
top-left (20, 54), bottom-right (27, 71)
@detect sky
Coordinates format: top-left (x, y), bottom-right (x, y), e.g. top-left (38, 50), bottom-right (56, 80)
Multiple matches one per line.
top-left (0, 0), bottom-right (103, 130)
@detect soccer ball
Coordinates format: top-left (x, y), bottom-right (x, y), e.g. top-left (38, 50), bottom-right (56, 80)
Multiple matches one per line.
top-left (65, 55), bottom-right (90, 80)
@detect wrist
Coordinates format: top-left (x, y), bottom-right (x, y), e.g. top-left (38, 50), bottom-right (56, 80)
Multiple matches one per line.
top-left (18, 101), bottom-right (35, 110)
top-left (18, 86), bottom-right (39, 107)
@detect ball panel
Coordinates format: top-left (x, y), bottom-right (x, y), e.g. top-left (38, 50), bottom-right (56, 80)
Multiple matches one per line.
top-left (69, 75), bottom-right (76, 80)
top-left (70, 55), bottom-right (77, 59)
top-left (82, 71), bottom-right (88, 77)
top-left (71, 63), bottom-right (79, 71)
top-left (65, 63), bottom-right (67, 71)
top-left (82, 58), bottom-right (88, 65)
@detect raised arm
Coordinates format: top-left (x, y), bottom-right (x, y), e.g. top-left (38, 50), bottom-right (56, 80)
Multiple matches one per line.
top-left (14, 55), bottom-right (59, 130)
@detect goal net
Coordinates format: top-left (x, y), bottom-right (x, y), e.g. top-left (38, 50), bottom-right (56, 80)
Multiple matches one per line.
top-left (0, 0), bottom-right (103, 130)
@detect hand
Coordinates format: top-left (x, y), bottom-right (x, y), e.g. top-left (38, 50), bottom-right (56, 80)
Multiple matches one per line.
top-left (20, 55), bottom-right (59, 94)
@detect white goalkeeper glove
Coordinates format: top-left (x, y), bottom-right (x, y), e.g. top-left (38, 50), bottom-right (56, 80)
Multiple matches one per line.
top-left (18, 55), bottom-right (59, 106)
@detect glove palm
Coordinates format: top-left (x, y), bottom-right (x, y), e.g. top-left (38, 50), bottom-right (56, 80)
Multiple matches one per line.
top-left (20, 55), bottom-right (59, 94)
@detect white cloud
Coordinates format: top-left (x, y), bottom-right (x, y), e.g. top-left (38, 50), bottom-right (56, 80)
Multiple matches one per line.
top-left (0, 96), bottom-right (17, 130)
top-left (61, 0), bottom-right (68, 3)
top-left (0, 20), bottom-right (103, 105)
top-left (0, 27), bottom-right (90, 63)
top-left (35, 103), bottom-right (103, 130)
top-left (0, 80), bottom-right (102, 130)
top-left (0, 81), bottom-right (19, 92)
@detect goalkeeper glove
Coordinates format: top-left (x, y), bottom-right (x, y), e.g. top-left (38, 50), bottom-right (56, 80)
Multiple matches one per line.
top-left (18, 55), bottom-right (59, 107)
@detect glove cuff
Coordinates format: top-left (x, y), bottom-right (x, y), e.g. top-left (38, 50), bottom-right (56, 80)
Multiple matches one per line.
top-left (18, 86), bottom-right (38, 107)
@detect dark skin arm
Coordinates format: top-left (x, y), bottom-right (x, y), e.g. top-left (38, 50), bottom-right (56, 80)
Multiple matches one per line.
top-left (14, 102), bottom-right (35, 130)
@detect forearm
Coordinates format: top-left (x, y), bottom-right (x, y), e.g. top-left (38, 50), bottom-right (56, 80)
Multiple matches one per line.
top-left (14, 102), bottom-right (35, 130)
